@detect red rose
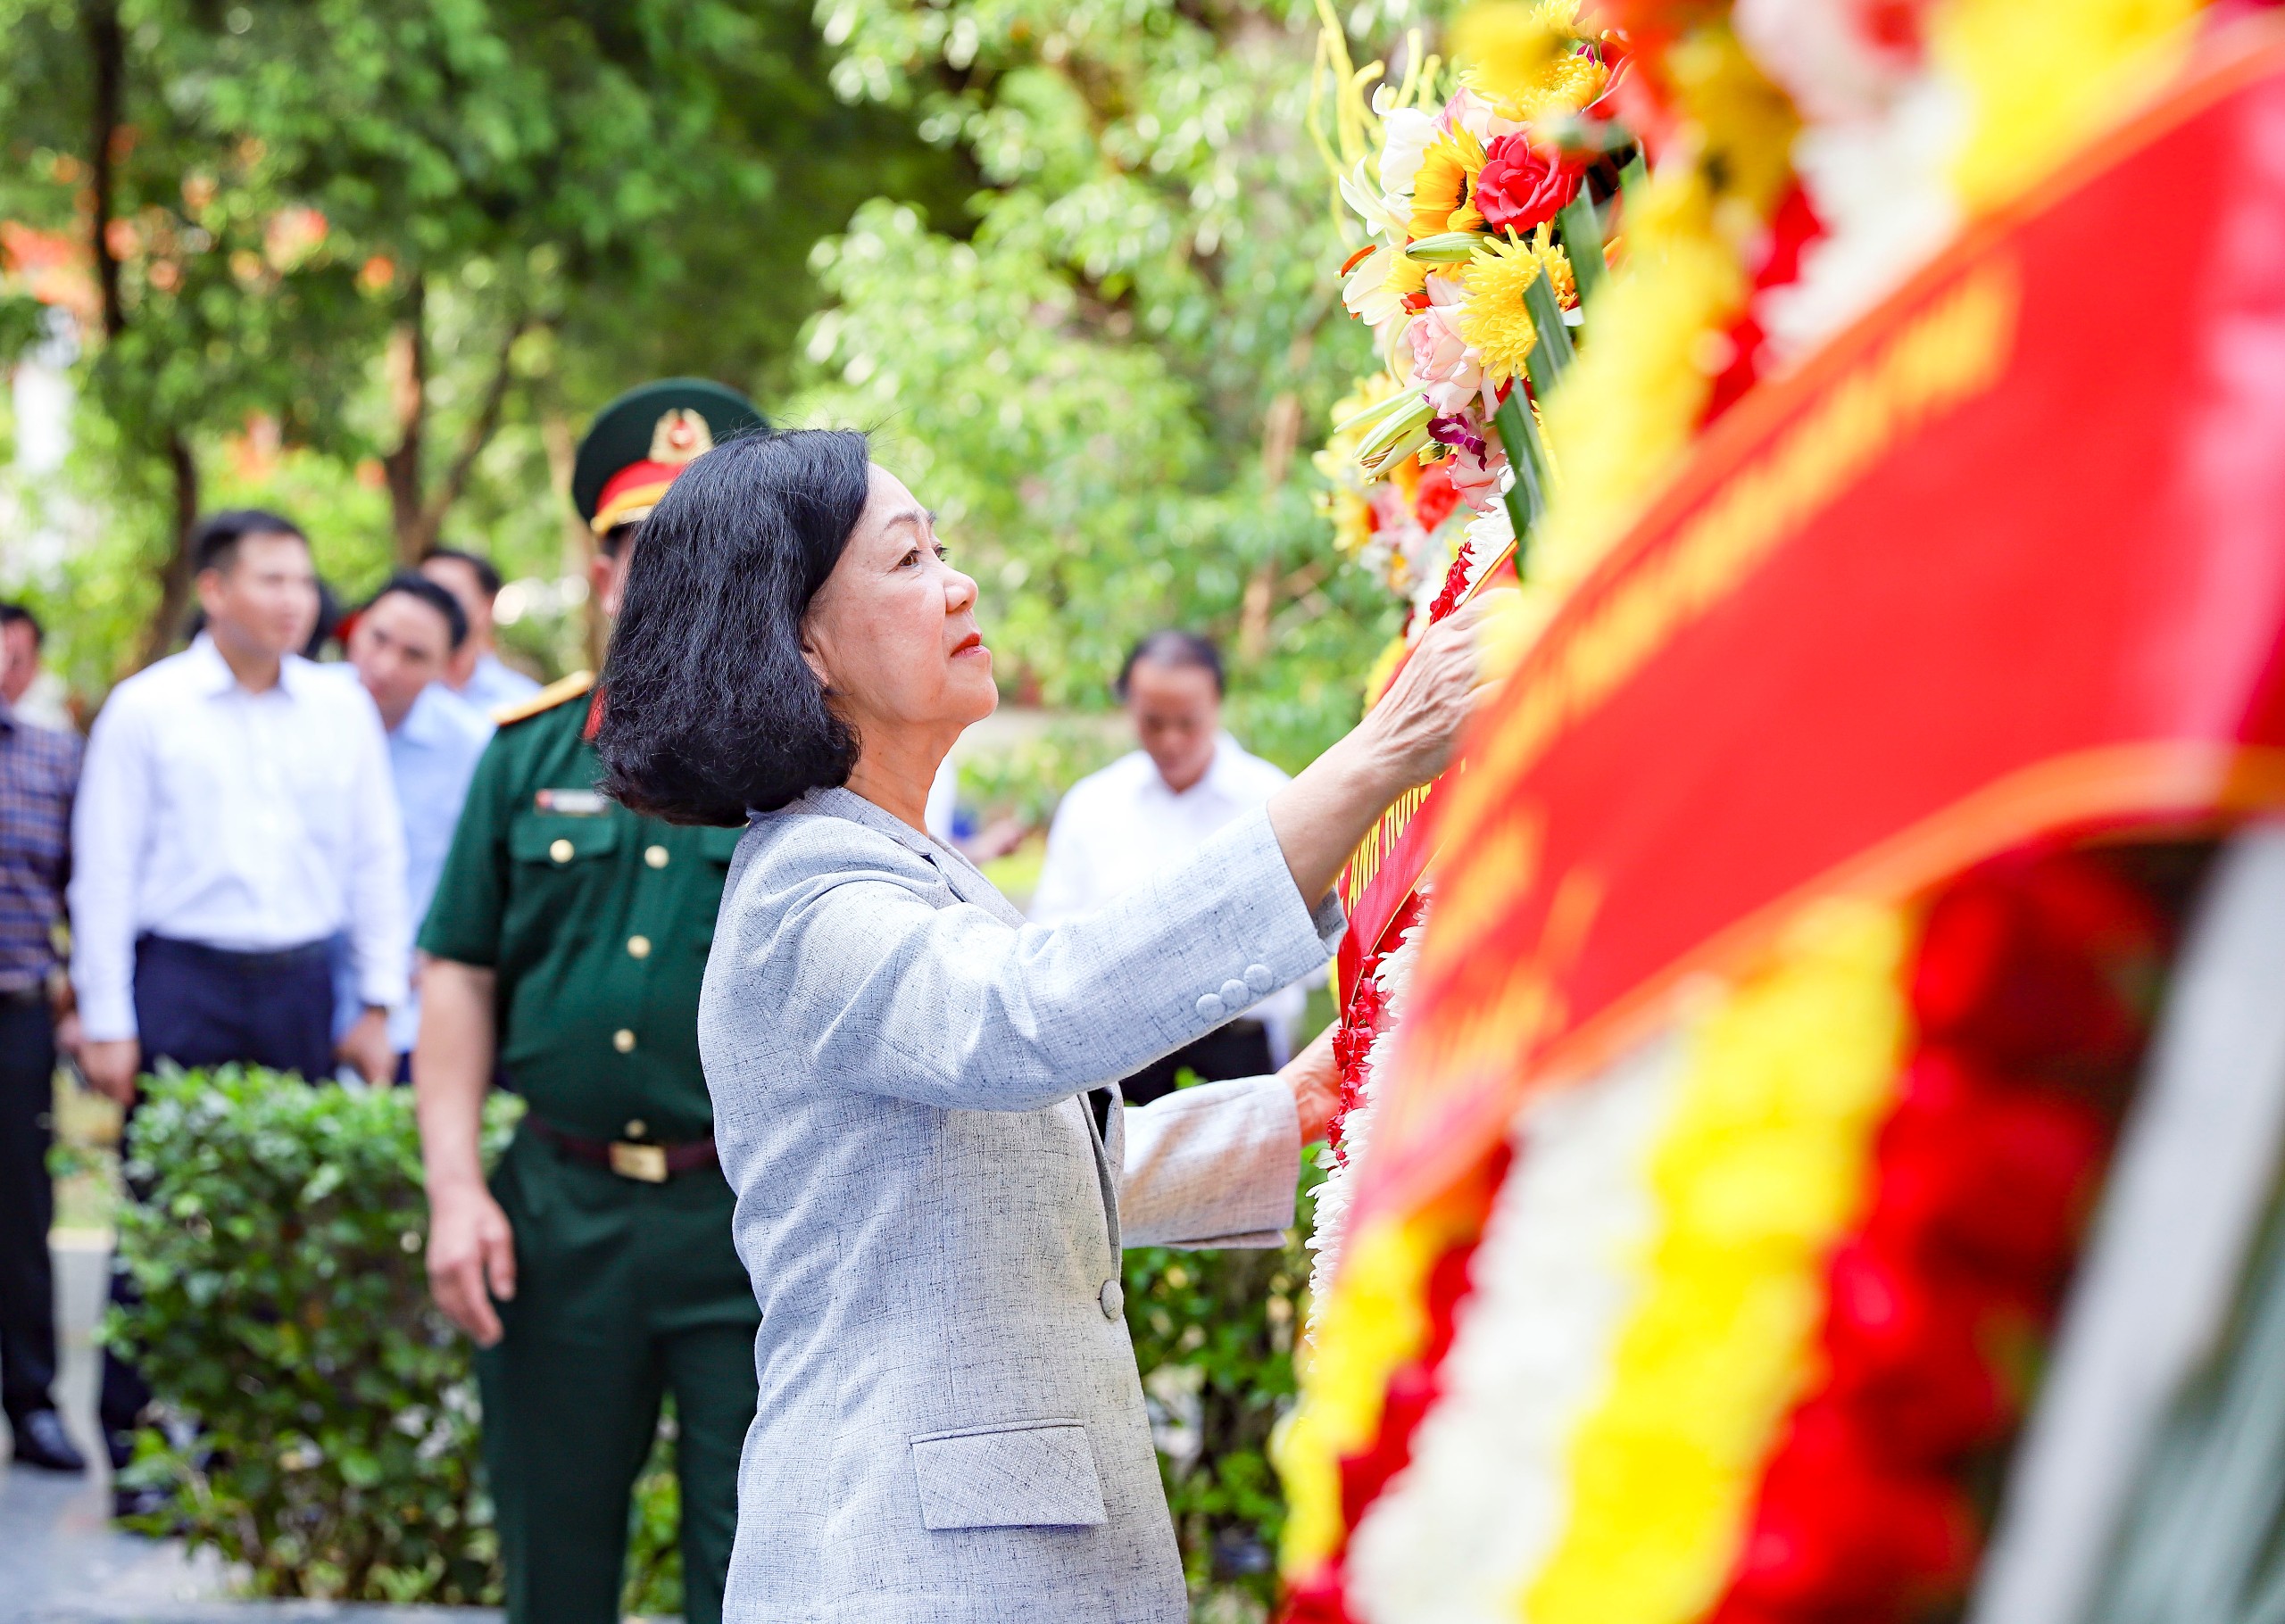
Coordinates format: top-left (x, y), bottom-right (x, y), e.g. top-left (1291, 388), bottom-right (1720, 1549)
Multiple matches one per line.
top-left (1475, 135), bottom-right (1585, 238)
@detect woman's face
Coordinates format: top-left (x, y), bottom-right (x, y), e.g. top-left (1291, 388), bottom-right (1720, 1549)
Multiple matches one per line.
top-left (802, 464), bottom-right (997, 740)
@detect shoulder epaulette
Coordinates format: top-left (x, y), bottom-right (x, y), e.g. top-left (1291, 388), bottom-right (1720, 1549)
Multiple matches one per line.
top-left (492, 669), bottom-right (594, 727)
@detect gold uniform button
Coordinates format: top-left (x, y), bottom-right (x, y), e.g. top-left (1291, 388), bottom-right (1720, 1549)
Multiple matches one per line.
top-left (627, 934), bottom-right (652, 959)
top-left (624, 1119), bottom-right (647, 1139)
top-left (549, 838), bottom-right (575, 864)
top-left (612, 1029), bottom-right (636, 1053)
top-left (644, 844), bottom-right (669, 868)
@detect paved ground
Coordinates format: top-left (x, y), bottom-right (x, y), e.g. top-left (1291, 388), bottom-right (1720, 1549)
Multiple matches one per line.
top-left (0, 1236), bottom-right (497, 1624)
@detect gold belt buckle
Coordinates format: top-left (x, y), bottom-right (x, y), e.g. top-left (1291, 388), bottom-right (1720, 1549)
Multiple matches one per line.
top-left (609, 1141), bottom-right (669, 1183)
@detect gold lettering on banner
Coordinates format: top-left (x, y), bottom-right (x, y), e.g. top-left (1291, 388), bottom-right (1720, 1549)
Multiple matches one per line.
top-left (1342, 781), bottom-right (1435, 904)
top-left (1438, 261), bottom-right (2021, 859)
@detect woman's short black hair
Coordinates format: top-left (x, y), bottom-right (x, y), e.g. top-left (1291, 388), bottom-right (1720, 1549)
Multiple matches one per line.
top-left (597, 427), bottom-right (871, 825)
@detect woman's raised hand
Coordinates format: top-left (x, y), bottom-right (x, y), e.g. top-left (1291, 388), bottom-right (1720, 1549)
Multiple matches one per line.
top-left (1267, 588), bottom-right (1513, 905)
top-left (1357, 592), bottom-right (1507, 793)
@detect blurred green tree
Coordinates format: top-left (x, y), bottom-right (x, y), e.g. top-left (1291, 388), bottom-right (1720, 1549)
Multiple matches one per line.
top-left (0, 0), bottom-right (968, 676)
top-left (789, 0), bottom-right (1425, 766)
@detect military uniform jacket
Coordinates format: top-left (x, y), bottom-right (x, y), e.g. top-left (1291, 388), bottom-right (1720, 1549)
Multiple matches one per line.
top-left (420, 677), bottom-right (741, 1143)
top-left (701, 786), bottom-right (1342, 1623)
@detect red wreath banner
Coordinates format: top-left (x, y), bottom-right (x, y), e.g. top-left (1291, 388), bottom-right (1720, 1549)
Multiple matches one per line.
top-left (1349, 28), bottom-right (2285, 1237)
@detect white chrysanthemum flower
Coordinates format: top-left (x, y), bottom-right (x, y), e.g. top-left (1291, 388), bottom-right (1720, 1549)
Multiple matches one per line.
top-left (1756, 77), bottom-right (1965, 360)
top-left (1347, 1034), bottom-right (1686, 1624)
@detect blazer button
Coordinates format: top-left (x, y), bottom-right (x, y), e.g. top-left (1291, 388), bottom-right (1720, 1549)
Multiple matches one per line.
top-left (1245, 963), bottom-right (1275, 994)
top-left (1194, 992), bottom-right (1226, 1022)
top-left (1099, 1278), bottom-right (1124, 1320)
top-left (1219, 978), bottom-right (1250, 1008)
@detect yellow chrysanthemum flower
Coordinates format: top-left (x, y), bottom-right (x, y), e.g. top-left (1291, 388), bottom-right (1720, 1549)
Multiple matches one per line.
top-left (1496, 49), bottom-right (1609, 128)
top-left (1408, 126), bottom-right (1489, 239)
top-left (1451, 0), bottom-right (1605, 122)
top-left (1458, 231), bottom-right (1575, 385)
top-left (1457, 236), bottom-right (1545, 385)
top-left (1531, 168), bottom-right (1747, 598)
top-left (1451, 1), bottom-right (1575, 103)
top-left (1664, 23), bottom-right (1799, 219)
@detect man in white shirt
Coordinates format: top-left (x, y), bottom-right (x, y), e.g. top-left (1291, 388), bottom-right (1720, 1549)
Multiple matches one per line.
top-left (1030, 630), bottom-right (1307, 1102)
top-left (71, 509), bottom-right (409, 1512)
top-left (71, 510), bottom-right (409, 1101)
top-left (420, 546), bottom-right (542, 714)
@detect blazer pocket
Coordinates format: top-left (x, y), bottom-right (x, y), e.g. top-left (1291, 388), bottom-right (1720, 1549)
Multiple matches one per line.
top-left (909, 1419), bottom-right (1108, 1531)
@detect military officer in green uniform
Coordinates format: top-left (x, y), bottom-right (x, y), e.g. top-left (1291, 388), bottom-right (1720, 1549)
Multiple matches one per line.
top-left (413, 380), bottom-right (766, 1624)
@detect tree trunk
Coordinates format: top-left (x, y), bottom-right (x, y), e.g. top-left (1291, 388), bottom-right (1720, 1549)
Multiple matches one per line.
top-left (1237, 388), bottom-right (1305, 662)
top-left (382, 277), bottom-right (428, 563)
top-left (85, 0), bottom-right (124, 341)
top-left (411, 314), bottom-right (527, 560)
top-left (134, 433), bottom-right (200, 670)
top-left (87, 0), bottom-right (194, 672)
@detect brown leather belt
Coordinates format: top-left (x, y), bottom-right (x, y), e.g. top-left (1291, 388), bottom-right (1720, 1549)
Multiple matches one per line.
top-left (525, 1115), bottom-right (718, 1183)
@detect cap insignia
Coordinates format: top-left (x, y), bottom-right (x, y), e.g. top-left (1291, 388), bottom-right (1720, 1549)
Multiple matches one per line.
top-left (650, 409), bottom-right (714, 466)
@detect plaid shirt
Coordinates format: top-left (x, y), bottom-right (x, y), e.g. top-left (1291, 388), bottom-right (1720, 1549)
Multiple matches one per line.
top-left (0, 706), bottom-right (79, 993)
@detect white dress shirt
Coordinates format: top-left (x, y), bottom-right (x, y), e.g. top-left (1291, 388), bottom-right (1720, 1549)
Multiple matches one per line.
top-left (318, 673), bottom-right (494, 1054)
top-left (70, 635), bottom-right (410, 1042)
top-left (1031, 733), bottom-right (1309, 1059)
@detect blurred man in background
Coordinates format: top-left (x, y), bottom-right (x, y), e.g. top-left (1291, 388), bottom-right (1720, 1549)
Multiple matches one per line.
top-left (0, 656), bottom-right (82, 1474)
top-left (1031, 629), bottom-right (1307, 1102)
top-left (339, 573), bottom-right (494, 1073)
top-left (70, 509), bottom-right (408, 1512)
top-left (0, 603), bottom-right (71, 730)
top-left (420, 546), bottom-right (541, 713)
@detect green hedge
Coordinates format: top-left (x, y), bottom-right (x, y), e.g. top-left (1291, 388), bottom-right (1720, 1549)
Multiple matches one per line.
top-left (108, 1064), bottom-right (1308, 1613)
top-left (106, 1065), bottom-right (522, 1602)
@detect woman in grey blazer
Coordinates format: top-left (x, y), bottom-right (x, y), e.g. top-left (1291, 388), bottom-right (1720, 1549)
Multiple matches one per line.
top-left (595, 429), bottom-right (1491, 1623)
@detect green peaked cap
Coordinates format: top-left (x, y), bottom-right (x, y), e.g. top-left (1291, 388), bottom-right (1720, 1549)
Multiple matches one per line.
top-left (572, 377), bottom-right (768, 532)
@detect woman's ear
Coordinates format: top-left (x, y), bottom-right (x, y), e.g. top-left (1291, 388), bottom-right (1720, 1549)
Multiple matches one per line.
top-left (798, 620), bottom-right (832, 688)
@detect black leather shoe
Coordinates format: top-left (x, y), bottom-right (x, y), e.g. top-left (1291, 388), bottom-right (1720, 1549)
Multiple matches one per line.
top-left (8, 1409), bottom-right (87, 1473)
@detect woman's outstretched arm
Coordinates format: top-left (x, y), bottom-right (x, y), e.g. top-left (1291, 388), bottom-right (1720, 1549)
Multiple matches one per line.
top-left (1267, 592), bottom-right (1502, 906)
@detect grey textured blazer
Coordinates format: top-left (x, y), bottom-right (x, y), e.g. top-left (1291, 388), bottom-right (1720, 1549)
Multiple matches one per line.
top-left (699, 785), bottom-right (1342, 1623)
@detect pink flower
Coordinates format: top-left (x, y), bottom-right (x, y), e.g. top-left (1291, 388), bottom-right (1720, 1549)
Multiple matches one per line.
top-left (1475, 134), bottom-right (1585, 237)
top-left (1405, 279), bottom-right (1483, 417)
top-left (1445, 441), bottom-right (1506, 514)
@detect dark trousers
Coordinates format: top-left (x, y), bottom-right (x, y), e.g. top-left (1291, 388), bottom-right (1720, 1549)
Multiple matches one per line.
top-left (1118, 1018), bottom-right (1275, 1106)
top-left (0, 996), bottom-right (59, 1423)
top-left (129, 935), bottom-right (337, 1082)
top-left (101, 935), bottom-right (337, 1451)
top-left (479, 1132), bottom-right (759, 1624)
